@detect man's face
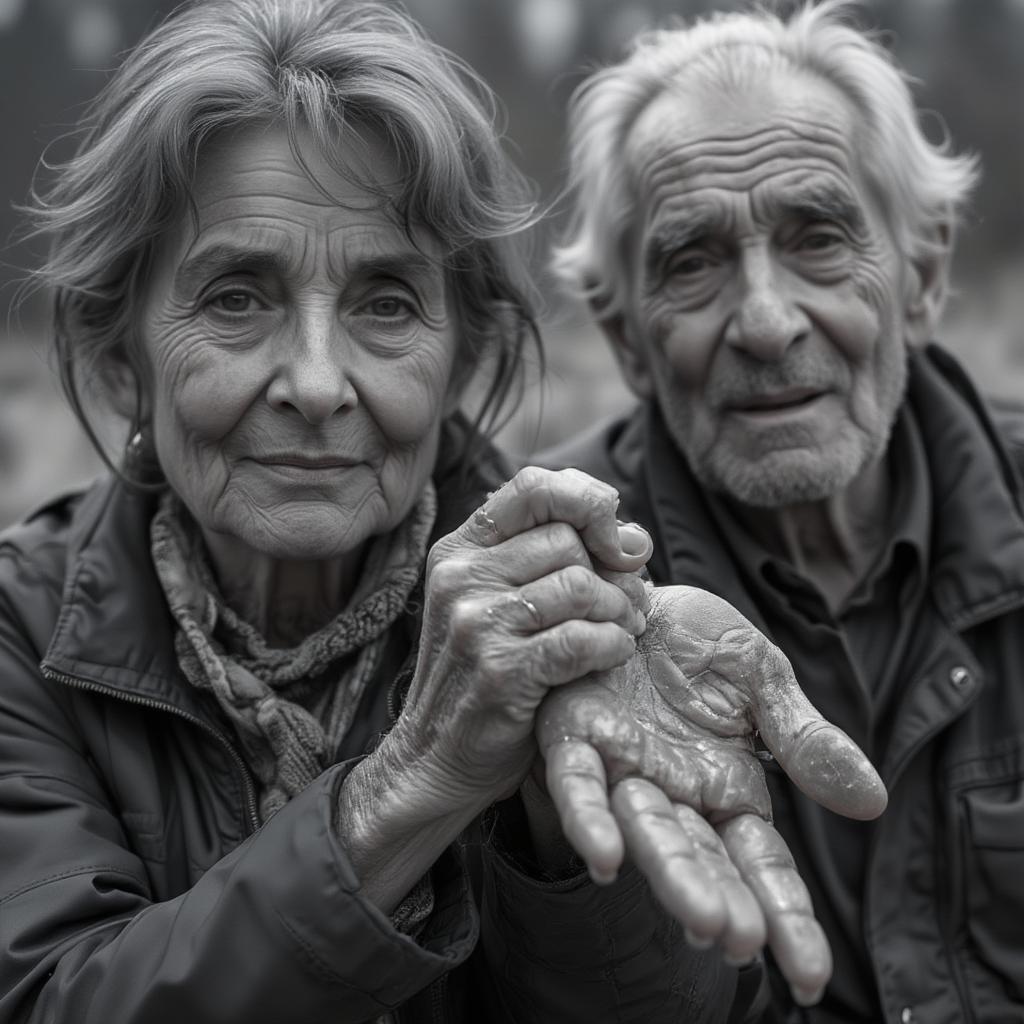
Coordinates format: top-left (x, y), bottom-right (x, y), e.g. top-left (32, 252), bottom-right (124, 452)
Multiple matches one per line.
top-left (620, 69), bottom-right (912, 507)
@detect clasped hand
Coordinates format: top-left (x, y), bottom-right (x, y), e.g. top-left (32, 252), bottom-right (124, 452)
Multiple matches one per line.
top-left (395, 466), bottom-right (886, 1006)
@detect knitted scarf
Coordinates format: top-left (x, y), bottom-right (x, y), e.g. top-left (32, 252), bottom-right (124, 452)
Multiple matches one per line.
top-left (150, 484), bottom-right (436, 822)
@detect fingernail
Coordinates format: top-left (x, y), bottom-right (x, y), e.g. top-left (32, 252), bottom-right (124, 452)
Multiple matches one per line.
top-left (617, 522), bottom-right (651, 557)
top-left (792, 986), bottom-right (824, 1007)
top-left (633, 610), bottom-right (647, 635)
top-left (723, 953), bottom-right (755, 968)
top-left (589, 866), bottom-right (618, 886)
top-left (684, 927), bottom-right (714, 950)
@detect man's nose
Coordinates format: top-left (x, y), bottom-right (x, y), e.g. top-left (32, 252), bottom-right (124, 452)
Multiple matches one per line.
top-left (723, 246), bottom-right (810, 360)
top-left (266, 310), bottom-right (358, 425)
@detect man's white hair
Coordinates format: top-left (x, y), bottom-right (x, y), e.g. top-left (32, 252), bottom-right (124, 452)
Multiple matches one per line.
top-left (552, 0), bottom-right (979, 319)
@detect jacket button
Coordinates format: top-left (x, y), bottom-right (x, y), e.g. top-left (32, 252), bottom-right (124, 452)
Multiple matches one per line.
top-left (950, 666), bottom-right (971, 687)
top-left (901, 1008), bottom-right (914, 1023)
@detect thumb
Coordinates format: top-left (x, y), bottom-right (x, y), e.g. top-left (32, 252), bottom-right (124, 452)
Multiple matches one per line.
top-left (753, 648), bottom-right (887, 820)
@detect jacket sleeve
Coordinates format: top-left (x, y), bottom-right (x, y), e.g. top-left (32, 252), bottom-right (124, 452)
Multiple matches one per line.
top-left (471, 801), bottom-right (755, 1024)
top-left (0, 596), bottom-right (478, 1024)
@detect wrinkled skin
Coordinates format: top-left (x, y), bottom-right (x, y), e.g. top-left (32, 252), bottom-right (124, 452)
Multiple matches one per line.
top-left (537, 585), bottom-right (888, 1005)
top-left (339, 466), bottom-right (654, 914)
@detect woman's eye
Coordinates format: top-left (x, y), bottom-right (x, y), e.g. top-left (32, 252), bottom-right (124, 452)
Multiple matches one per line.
top-left (208, 290), bottom-right (260, 315)
top-left (364, 295), bottom-right (413, 319)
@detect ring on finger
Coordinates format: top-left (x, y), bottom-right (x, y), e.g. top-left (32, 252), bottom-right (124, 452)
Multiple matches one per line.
top-left (473, 506), bottom-right (500, 537)
top-left (516, 593), bottom-right (541, 624)
top-left (485, 591), bottom-right (542, 628)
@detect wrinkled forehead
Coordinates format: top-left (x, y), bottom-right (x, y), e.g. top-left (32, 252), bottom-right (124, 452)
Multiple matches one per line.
top-left (187, 120), bottom-right (405, 221)
top-left (143, 120), bottom-right (449, 298)
top-left (624, 65), bottom-right (870, 226)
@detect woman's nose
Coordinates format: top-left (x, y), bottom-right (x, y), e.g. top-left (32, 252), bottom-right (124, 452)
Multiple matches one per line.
top-left (723, 247), bottom-right (810, 361)
top-left (266, 315), bottom-right (358, 424)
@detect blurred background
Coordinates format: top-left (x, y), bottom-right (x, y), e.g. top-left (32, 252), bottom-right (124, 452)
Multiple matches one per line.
top-left (2, 0), bottom-right (1023, 528)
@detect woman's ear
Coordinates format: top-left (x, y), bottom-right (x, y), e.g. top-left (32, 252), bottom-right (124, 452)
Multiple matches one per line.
top-left (596, 305), bottom-right (654, 398)
top-left (904, 222), bottom-right (952, 348)
top-left (105, 355), bottom-right (149, 424)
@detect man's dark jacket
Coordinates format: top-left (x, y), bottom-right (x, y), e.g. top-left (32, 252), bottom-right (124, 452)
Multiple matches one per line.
top-left (539, 344), bottom-right (1024, 1024)
top-left (0, 430), bottom-right (738, 1024)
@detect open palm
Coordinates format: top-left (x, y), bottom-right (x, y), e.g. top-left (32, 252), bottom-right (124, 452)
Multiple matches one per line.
top-left (536, 584), bottom-right (887, 1005)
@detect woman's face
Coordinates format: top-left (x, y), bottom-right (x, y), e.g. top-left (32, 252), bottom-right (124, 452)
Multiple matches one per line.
top-left (138, 123), bottom-right (460, 562)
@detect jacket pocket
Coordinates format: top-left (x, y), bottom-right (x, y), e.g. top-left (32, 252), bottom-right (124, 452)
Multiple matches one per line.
top-left (956, 775), bottom-right (1024, 1014)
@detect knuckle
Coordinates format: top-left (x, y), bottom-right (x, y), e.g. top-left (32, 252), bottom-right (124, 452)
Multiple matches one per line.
top-left (448, 597), bottom-right (483, 645)
top-left (560, 564), bottom-right (598, 605)
top-left (513, 465), bottom-right (550, 493)
top-left (428, 557), bottom-right (472, 599)
top-left (532, 629), bottom-right (573, 679)
top-left (545, 521), bottom-right (588, 565)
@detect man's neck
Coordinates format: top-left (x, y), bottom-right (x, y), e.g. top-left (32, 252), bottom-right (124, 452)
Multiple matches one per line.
top-left (725, 452), bottom-right (892, 615)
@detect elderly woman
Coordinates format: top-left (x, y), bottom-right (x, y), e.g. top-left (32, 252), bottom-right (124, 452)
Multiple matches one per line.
top-left (0, 1), bottom-right (888, 1021)
top-left (0, 1), bottom-right (721, 1021)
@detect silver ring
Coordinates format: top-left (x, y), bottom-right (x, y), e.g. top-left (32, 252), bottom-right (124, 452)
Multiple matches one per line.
top-left (473, 507), bottom-right (500, 536)
top-left (516, 593), bottom-right (541, 624)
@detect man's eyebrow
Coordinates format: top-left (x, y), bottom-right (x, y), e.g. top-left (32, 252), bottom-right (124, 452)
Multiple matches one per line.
top-left (642, 214), bottom-right (718, 280)
top-left (777, 185), bottom-right (866, 233)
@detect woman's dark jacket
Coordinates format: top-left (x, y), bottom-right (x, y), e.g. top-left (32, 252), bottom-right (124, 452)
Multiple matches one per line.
top-left (0, 433), bottom-right (739, 1024)
top-left (539, 345), bottom-right (1024, 1024)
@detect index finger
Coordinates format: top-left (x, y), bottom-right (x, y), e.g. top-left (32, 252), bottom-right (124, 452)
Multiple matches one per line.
top-left (460, 467), bottom-right (653, 574)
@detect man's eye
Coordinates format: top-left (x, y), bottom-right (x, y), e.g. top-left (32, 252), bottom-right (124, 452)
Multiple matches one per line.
top-left (667, 253), bottom-right (711, 277)
top-left (799, 231), bottom-right (843, 252)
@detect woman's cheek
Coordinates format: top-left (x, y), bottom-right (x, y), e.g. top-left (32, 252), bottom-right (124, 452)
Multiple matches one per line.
top-left (161, 345), bottom-right (265, 442)
top-left (363, 345), bottom-right (455, 445)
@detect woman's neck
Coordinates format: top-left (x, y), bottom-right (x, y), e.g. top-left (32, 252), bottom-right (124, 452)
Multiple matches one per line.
top-left (200, 530), bottom-right (369, 647)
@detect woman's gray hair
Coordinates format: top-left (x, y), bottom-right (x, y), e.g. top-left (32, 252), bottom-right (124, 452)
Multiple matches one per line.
top-left (27, 0), bottom-right (541, 474)
top-left (552, 0), bottom-right (979, 320)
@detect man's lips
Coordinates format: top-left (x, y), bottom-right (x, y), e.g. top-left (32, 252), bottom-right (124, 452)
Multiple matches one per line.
top-left (726, 387), bottom-right (826, 412)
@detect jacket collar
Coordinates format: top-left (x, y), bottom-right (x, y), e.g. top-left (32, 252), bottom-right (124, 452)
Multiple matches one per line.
top-left (40, 476), bottom-right (205, 710)
top-left (41, 414), bottom-right (508, 710)
top-left (618, 344), bottom-right (1024, 632)
top-left (911, 344), bottom-right (1024, 627)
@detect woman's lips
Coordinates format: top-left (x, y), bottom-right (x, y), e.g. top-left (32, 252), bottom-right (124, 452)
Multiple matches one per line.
top-left (254, 454), bottom-right (361, 469)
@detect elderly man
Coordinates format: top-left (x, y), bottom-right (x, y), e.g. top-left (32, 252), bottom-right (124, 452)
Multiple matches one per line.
top-left (543, 3), bottom-right (1024, 1022)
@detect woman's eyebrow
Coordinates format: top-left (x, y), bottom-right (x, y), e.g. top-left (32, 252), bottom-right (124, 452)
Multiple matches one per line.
top-left (173, 244), bottom-right (288, 291)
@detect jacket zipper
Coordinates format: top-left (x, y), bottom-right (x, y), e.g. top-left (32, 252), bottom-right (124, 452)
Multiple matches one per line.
top-left (865, 661), bottom-right (982, 1024)
top-left (934, 792), bottom-right (976, 1024)
top-left (41, 665), bottom-right (261, 835)
top-left (429, 973), bottom-right (447, 1023)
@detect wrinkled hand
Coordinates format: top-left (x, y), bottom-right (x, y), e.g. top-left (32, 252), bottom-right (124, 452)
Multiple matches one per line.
top-left (393, 468), bottom-right (651, 819)
top-left (536, 585), bottom-right (888, 1005)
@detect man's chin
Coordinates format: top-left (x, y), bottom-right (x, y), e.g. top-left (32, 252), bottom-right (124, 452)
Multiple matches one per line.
top-left (697, 448), bottom-right (865, 508)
